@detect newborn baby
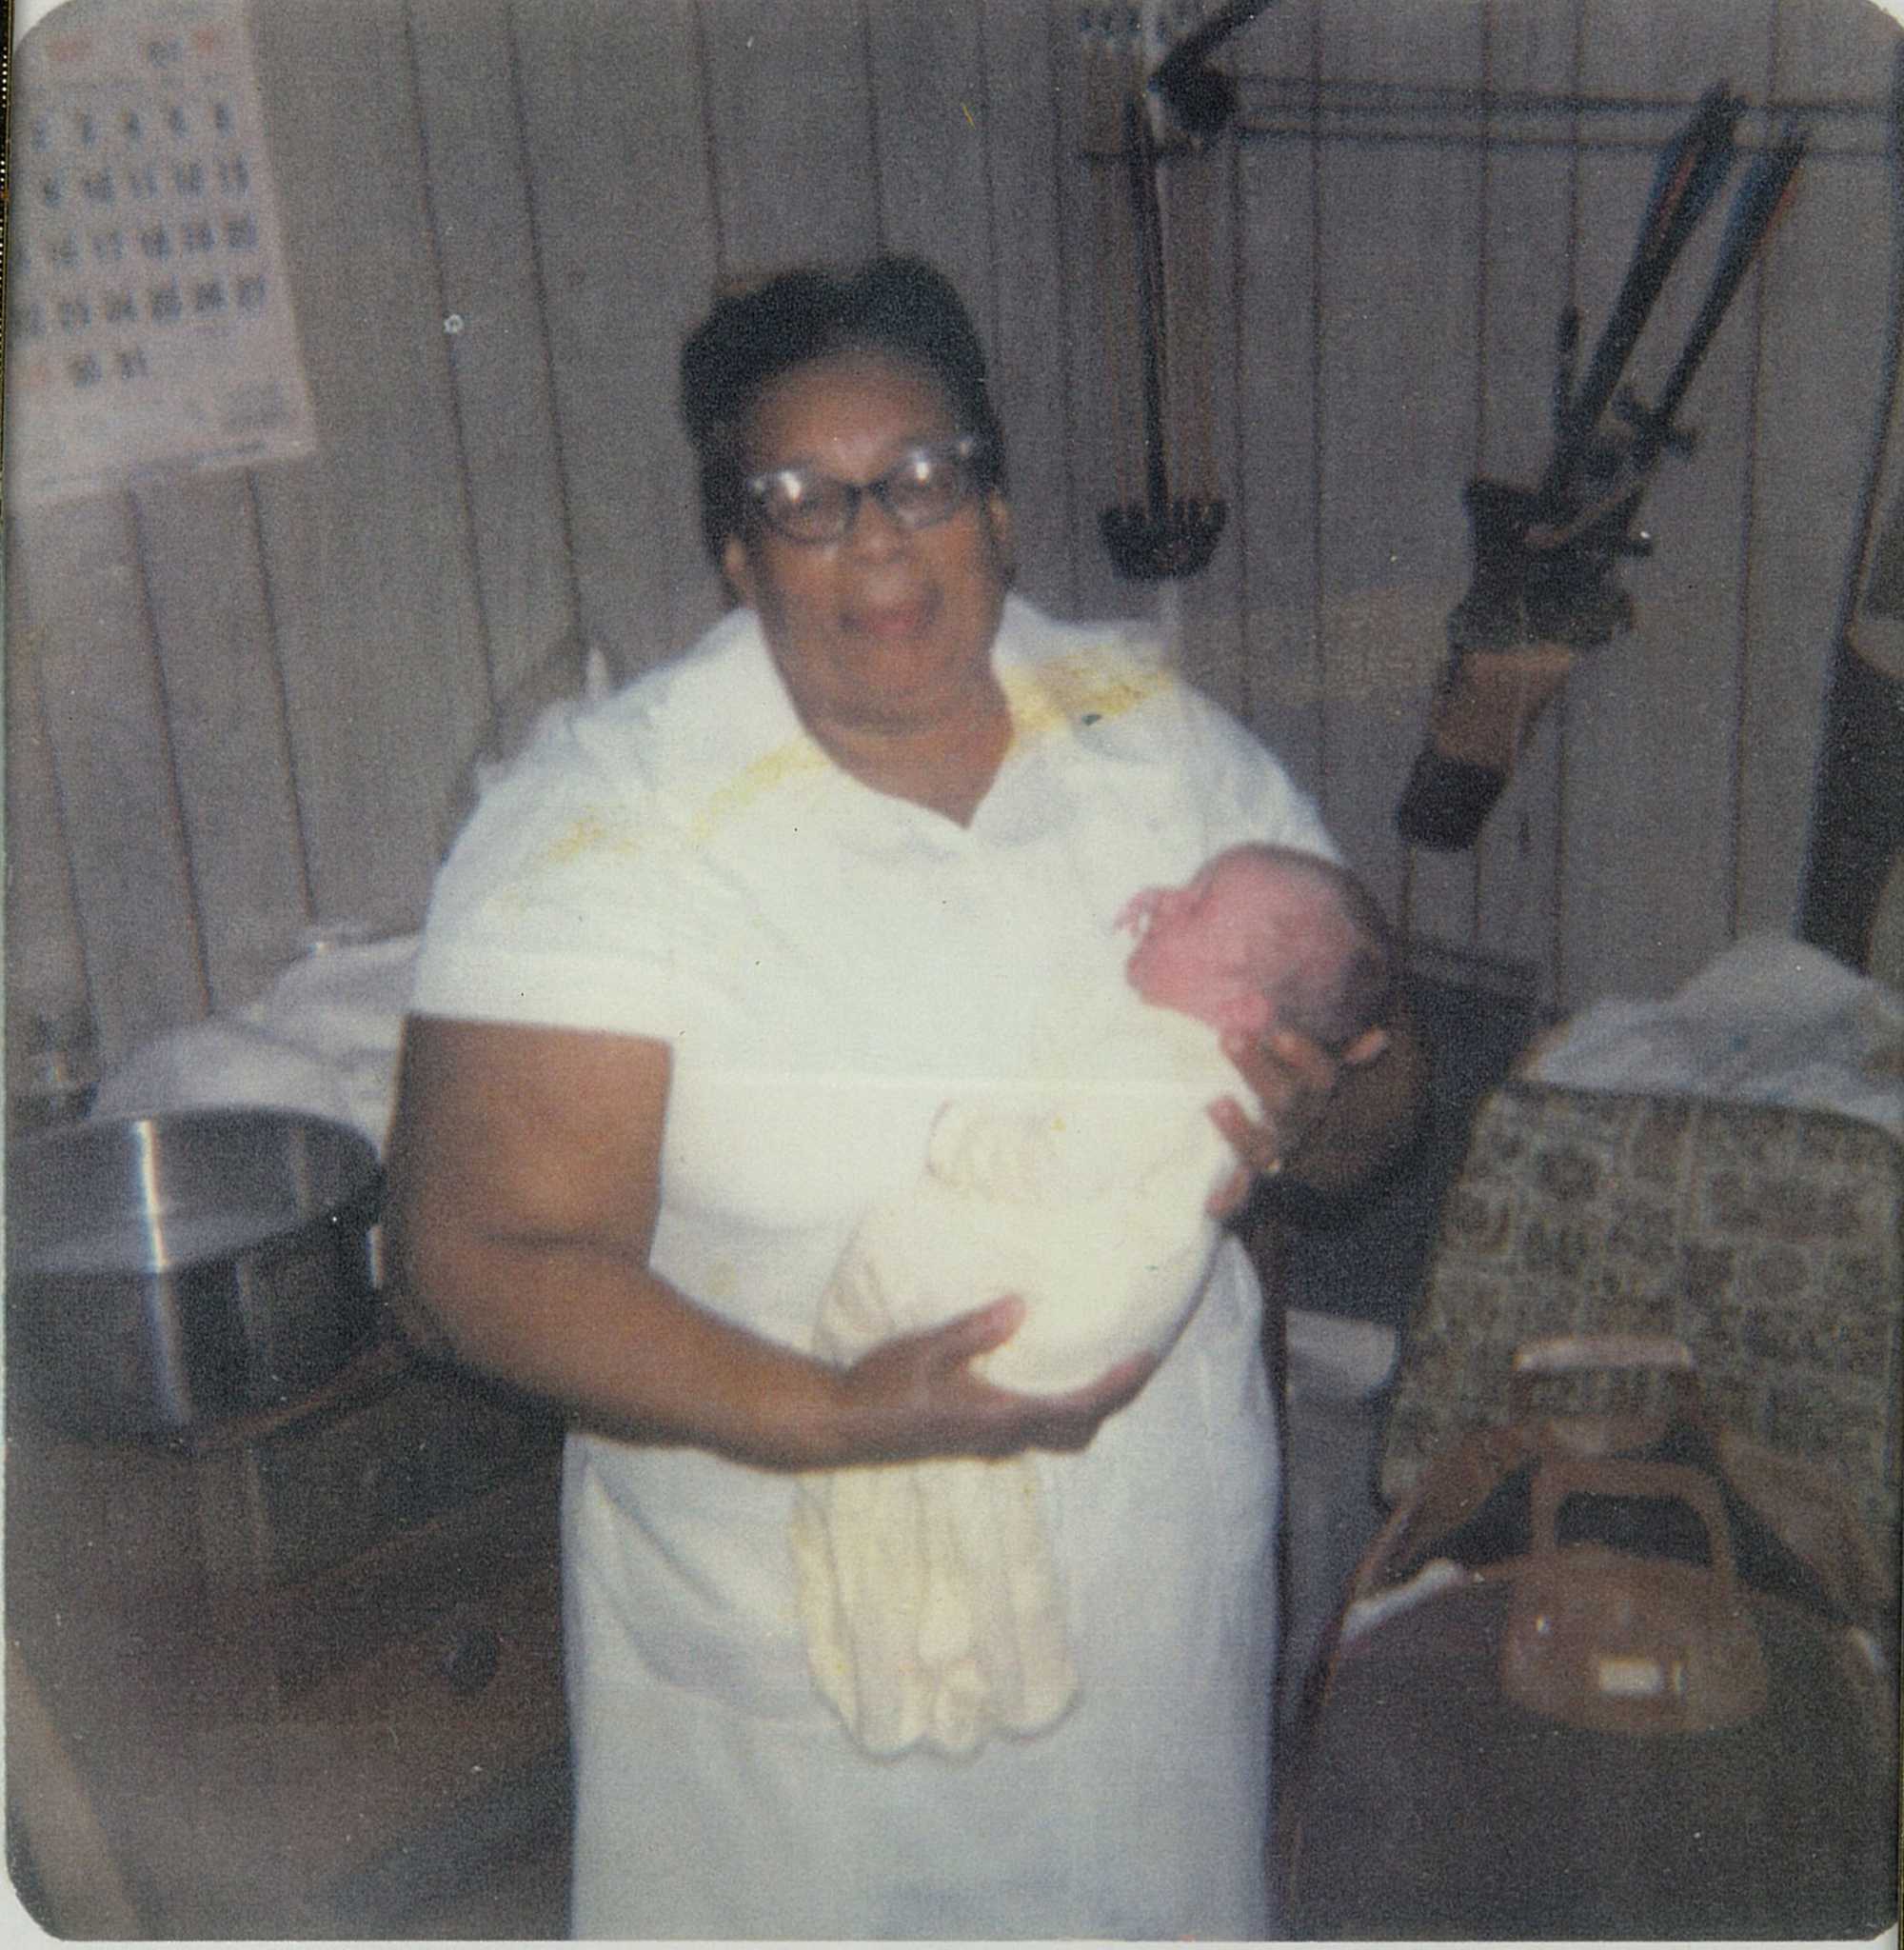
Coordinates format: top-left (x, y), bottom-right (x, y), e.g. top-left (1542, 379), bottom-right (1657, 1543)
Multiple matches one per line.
top-left (792, 846), bottom-right (1397, 1758)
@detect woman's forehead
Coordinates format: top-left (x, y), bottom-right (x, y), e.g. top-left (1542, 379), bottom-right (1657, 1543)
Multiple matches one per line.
top-left (745, 348), bottom-right (957, 461)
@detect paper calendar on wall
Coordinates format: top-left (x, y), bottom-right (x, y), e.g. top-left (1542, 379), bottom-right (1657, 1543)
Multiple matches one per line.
top-left (6, 0), bottom-right (318, 509)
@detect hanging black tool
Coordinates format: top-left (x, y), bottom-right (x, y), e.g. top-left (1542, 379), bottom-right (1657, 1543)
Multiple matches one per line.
top-left (1095, 0), bottom-right (1285, 583)
top-left (1148, 0), bottom-right (1282, 142)
top-left (1396, 87), bottom-right (1808, 850)
top-left (1099, 93), bottom-right (1230, 582)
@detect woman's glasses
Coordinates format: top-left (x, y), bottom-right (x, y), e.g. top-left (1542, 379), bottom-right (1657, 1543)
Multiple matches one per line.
top-left (744, 435), bottom-right (988, 546)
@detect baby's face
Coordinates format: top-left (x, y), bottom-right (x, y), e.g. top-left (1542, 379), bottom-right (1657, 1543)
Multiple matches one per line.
top-left (1120, 859), bottom-right (1269, 1029)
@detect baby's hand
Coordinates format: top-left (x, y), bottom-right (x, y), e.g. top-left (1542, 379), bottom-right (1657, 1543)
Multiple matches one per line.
top-left (1115, 886), bottom-right (1166, 936)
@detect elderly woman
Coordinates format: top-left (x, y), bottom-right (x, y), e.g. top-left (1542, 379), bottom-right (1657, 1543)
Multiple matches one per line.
top-left (387, 255), bottom-right (1423, 1940)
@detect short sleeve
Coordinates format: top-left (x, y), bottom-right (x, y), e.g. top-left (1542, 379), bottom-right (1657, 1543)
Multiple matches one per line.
top-left (408, 714), bottom-right (707, 1043)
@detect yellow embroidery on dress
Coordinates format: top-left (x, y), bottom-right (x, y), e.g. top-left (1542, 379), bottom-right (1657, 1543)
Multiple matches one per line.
top-left (541, 807), bottom-right (643, 866)
top-left (687, 737), bottom-right (831, 845)
top-left (527, 736), bottom-right (830, 872)
top-left (488, 805), bottom-right (643, 910)
top-left (1002, 647), bottom-right (1167, 747)
top-left (528, 640), bottom-right (1160, 867)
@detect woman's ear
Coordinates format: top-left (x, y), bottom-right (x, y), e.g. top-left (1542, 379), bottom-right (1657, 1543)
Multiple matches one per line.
top-left (985, 490), bottom-right (1016, 584)
top-left (722, 533), bottom-right (757, 608)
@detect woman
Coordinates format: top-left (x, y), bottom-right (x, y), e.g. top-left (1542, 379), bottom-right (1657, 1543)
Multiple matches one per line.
top-left (387, 256), bottom-right (1423, 1939)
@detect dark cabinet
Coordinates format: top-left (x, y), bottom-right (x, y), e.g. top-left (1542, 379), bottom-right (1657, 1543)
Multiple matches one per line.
top-left (6, 1333), bottom-right (570, 1937)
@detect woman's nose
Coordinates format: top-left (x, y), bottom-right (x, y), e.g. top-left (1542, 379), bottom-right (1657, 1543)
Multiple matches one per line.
top-left (840, 488), bottom-right (910, 557)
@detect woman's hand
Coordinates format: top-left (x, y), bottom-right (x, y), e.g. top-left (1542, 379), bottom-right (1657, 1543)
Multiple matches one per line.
top-left (1203, 1021), bottom-right (1393, 1219)
top-left (835, 1295), bottom-right (1157, 1464)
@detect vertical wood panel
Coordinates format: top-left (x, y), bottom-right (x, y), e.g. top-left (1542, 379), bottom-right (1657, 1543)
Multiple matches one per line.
top-left (409, 0), bottom-right (580, 697)
top-left (866, 0), bottom-right (988, 297)
top-left (247, 0), bottom-right (491, 929)
top-left (1169, 135), bottom-right (1250, 718)
top-left (3, 547), bottom-right (94, 1067)
top-left (1234, 29), bottom-right (1327, 803)
top-left (513, 0), bottom-right (724, 674)
top-left (1735, 0), bottom-right (1900, 939)
top-left (979, 0), bottom-right (1079, 616)
top-left (1736, 150), bottom-right (1892, 938)
top-left (1465, 0), bottom-right (1581, 987)
top-left (1051, 8), bottom-right (1151, 624)
top-left (697, 0), bottom-right (882, 279)
top-left (10, 497), bottom-right (207, 1061)
top-left (1556, 0), bottom-right (1775, 1007)
top-left (133, 473), bottom-right (311, 1005)
top-left (1315, 0), bottom-right (1487, 914)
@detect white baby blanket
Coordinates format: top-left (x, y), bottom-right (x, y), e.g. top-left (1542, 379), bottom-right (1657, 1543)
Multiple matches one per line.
top-left (791, 992), bottom-right (1242, 1758)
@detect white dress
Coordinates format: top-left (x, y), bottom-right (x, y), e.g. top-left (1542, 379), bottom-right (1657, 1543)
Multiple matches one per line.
top-left (410, 595), bottom-right (1336, 1940)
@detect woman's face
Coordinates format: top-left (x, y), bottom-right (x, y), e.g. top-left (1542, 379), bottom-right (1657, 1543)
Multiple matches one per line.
top-left (722, 348), bottom-right (1013, 742)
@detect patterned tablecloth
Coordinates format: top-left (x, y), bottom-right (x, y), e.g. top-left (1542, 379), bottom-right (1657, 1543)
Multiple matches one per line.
top-left (1381, 1081), bottom-right (1903, 1563)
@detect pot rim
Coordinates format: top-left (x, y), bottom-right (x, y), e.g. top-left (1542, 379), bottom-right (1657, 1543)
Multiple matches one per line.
top-left (7, 1105), bottom-right (384, 1278)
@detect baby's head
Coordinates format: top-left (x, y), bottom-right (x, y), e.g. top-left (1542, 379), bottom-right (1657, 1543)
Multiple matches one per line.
top-left (1119, 846), bottom-right (1396, 1057)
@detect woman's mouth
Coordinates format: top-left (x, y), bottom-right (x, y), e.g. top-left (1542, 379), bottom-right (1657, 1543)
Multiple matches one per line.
top-left (846, 597), bottom-right (934, 643)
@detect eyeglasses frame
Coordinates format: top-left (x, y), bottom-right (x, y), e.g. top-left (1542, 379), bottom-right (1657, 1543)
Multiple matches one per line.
top-left (742, 432), bottom-right (991, 547)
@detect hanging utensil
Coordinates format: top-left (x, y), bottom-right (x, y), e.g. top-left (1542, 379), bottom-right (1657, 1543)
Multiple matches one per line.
top-left (1099, 95), bottom-right (1228, 582)
top-left (1148, 0), bottom-right (1282, 142)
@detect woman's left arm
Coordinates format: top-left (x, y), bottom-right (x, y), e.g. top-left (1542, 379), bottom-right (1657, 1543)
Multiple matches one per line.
top-left (1206, 988), bottom-right (1429, 1209)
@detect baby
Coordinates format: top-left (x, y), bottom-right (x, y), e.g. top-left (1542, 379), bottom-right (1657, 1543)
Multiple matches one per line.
top-left (1120, 843), bottom-right (1396, 1066)
top-left (791, 845), bottom-right (1397, 1758)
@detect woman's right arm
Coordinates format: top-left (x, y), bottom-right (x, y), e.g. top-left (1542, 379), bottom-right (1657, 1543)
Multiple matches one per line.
top-left (385, 1014), bottom-right (1152, 1472)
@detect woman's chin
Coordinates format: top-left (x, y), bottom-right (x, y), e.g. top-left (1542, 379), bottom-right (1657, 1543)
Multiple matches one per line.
top-left (835, 651), bottom-right (988, 728)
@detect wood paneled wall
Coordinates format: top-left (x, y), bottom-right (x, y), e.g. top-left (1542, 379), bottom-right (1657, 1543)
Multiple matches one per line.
top-left (8, 0), bottom-right (1900, 1077)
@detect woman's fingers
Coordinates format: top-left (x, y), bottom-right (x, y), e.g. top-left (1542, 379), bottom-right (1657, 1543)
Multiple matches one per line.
top-left (1212, 1026), bottom-right (1339, 1185)
top-left (1223, 1026), bottom-right (1337, 1111)
top-left (1020, 1350), bottom-right (1157, 1450)
top-left (949, 1344), bottom-right (1157, 1456)
top-left (844, 1297), bottom-right (1154, 1462)
top-left (926, 1292), bottom-right (1026, 1363)
top-left (1204, 1155), bottom-right (1256, 1220)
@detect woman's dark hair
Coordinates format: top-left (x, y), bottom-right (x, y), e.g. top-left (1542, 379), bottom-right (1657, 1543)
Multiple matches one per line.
top-left (680, 255), bottom-right (1006, 560)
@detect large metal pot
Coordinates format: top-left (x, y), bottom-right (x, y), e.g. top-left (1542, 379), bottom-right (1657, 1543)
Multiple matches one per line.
top-left (6, 1108), bottom-right (383, 1442)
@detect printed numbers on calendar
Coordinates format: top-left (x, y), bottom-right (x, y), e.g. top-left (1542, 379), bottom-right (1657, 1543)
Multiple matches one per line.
top-left (20, 85), bottom-right (260, 402)
top-left (9, 0), bottom-right (317, 507)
